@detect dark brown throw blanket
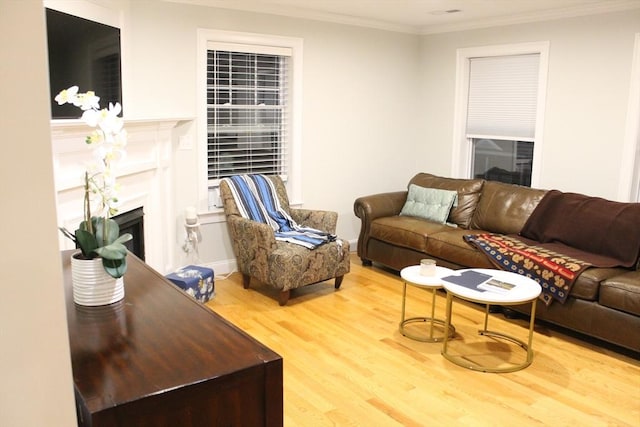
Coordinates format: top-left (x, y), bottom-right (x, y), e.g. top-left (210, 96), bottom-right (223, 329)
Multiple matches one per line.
top-left (464, 233), bottom-right (592, 305)
top-left (520, 190), bottom-right (640, 268)
top-left (465, 190), bottom-right (640, 305)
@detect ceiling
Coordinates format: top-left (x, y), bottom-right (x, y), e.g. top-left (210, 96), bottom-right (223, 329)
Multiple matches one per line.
top-left (170, 0), bottom-right (640, 34)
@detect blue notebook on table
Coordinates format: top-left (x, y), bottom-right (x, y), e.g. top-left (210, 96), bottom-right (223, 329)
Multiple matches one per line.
top-left (442, 270), bottom-right (492, 291)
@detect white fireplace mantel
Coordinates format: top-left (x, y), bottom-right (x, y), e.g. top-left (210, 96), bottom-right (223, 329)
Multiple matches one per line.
top-left (52, 117), bottom-right (192, 273)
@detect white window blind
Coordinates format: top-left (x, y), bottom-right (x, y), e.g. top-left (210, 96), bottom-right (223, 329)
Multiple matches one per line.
top-left (466, 54), bottom-right (540, 141)
top-left (207, 43), bottom-right (290, 182)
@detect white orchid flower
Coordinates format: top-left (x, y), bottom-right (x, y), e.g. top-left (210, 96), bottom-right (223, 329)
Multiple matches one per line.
top-left (54, 86), bottom-right (79, 105)
top-left (91, 146), bottom-right (109, 168)
top-left (106, 146), bottom-right (126, 163)
top-left (98, 105), bottom-right (124, 136)
top-left (102, 170), bottom-right (116, 187)
top-left (101, 143), bottom-right (124, 165)
top-left (113, 128), bottom-right (128, 148)
top-left (56, 86), bottom-right (126, 220)
top-left (108, 102), bottom-right (122, 116)
top-left (86, 130), bottom-right (104, 146)
top-left (76, 91), bottom-right (100, 110)
top-left (81, 109), bottom-right (100, 128)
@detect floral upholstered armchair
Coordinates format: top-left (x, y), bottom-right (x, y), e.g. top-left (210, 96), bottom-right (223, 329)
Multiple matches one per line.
top-left (219, 175), bottom-right (351, 305)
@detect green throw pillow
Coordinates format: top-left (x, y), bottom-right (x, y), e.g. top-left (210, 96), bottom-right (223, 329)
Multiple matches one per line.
top-left (400, 185), bottom-right (458, 224)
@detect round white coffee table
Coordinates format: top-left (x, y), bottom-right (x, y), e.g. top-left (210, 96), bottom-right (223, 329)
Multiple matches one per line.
top-left (441, 268), bottom-right (541, 373)
top-left (399, 265), bottom-right (456, 342)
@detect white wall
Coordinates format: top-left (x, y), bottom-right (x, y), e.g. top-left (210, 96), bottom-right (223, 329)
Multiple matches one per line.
top-left (0, 1), bottom-right (76, 425)
top-left (122, 0), bottom-right (422, 271)
top-left (419, 10), bottom-right (640, 199)
top-left (44, 0), bottom-right (640, 272)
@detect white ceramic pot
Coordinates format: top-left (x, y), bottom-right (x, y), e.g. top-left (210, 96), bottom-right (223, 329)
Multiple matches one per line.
top-left (71, 252), bottom-right (125, 306)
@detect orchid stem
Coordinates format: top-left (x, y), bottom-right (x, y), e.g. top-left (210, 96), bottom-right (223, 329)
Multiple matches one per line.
top-left (84, 171), bottom-right (93, 234)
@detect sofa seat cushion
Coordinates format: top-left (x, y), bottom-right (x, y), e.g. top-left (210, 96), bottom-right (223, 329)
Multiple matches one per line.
top-left (600, 271), bottom-right (640, 316)
top-left (426, 229), bottom-right (495, 268)
top-left (568, 267), bottom-right (627, 301)
top-left (370, 216), bottom-right (451, 252)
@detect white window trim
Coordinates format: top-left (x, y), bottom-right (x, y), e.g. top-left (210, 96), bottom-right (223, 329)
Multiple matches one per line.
top-left (451, 41), bottom-right (549, 187)
top-left (196, 29), bottom-right (303, 213)
top-left (619, 32), bottom-right (640, 202)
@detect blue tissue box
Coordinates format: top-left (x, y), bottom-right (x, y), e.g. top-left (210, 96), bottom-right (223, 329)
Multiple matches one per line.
top-left (166, 265), bottom-right (215, 303)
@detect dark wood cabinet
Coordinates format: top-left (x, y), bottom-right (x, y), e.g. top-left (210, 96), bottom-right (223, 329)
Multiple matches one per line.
top-left (62, 252), bottom-right (283, 426)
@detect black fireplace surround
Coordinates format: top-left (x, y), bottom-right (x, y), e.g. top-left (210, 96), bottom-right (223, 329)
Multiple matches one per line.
top-left (113, 207), bottom-right (145, 260)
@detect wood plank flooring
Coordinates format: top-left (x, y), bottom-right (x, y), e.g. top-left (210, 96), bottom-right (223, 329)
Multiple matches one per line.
top-left (206, 254), bottom-right (640, 426)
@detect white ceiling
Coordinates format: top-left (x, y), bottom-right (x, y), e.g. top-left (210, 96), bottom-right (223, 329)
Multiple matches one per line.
top-left (170, 0), bottom-right (640, 34)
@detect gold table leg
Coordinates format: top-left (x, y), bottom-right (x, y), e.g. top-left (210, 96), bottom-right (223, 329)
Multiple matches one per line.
top-left (441, 294), bottom-right (537, 373)
top-left (399, 282), bottom-right (455, 343)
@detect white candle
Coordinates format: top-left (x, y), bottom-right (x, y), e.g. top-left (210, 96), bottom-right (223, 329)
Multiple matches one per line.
top-left (185, 206), bottom-right (198, 225)
top-left (420, 259), bottom-right (436, 277)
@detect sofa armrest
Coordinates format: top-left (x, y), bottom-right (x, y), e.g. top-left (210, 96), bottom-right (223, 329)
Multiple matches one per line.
top-left (290, 208), bottom-right (338, 234)
top-left (354, 191), bottom-right (407, 220)
top-left (353, 191), bottom-right (407, 263)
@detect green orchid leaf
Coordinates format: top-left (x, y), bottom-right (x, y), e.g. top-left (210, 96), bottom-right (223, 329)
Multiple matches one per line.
top-left (101, 257), bottom-right (127, 278)
top-left (94, 242), bottom-right (128, 260)
top-left (74, 229), bottom-right (98, 257)
top-left (94, 217), bottom-right (121, 246)
top-left (58, 227), bottom-right (76, 243)
top-left (78, 220), bottom-right (92, 233)
top-left (115, 233), bottom-right (133, 244)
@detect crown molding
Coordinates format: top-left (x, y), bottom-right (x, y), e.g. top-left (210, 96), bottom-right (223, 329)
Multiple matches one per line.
top-left (166, 0), bottom-right (416, 33)
top-left (418, 0), bottom-right (640, 35)
top-left (166, 0), bottom-right (640, 35)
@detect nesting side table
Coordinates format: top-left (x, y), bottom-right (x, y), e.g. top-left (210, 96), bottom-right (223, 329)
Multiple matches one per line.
top-left (399, 265), bottom-right (456, 342)
top-left (441, 268), bottom-right (542, 373)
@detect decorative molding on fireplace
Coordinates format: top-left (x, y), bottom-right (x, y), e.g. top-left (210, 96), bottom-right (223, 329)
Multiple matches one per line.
top-left (52, 117), bottom-right (191, 273)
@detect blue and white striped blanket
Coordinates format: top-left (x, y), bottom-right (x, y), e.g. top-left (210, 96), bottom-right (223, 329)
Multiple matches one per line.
top-left (222, 174), bottom-right (337, 249)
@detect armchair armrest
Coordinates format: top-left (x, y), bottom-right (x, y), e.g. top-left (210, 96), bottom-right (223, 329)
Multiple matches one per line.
top-left (226, 215), bottom-right (277, 282)
top-left (290, 208), bottom-right (338, 234)
top-left (227, 215), bottom-right (277, 249)
top-left (353, 191), bottom-right (407, 263)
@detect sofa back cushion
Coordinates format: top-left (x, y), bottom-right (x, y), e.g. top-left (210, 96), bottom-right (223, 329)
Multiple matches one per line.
top-left (521, 190), bottom-right (640, 268)
top-left (409, 173), bottom-right (484, 229)
top-left (400, 185), bottom-right (458, 224)
top-left (470, 181), bottom-right (548, 234)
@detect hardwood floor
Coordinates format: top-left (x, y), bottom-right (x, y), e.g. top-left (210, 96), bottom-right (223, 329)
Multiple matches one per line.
top-left (206, 254), bottom-right (640, 426)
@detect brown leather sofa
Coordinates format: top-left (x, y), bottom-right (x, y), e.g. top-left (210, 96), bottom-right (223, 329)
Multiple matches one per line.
top-left (354, 173), bottom-right (640, 353)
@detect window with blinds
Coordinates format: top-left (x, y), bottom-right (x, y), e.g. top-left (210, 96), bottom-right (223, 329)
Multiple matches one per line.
top-left (467, 54), bottom-right (540, 187)
top-left (207, 48), bottom-right (290, 182)
top-left (466, 54), bottom-right (539, 141)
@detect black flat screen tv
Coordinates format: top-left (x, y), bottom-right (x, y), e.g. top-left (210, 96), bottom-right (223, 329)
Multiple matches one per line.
top-left (46, 8), bottom-right (122, 119)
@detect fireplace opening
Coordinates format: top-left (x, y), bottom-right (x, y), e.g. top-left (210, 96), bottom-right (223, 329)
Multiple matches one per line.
top-left (113, 207), bottom-right (145, 261)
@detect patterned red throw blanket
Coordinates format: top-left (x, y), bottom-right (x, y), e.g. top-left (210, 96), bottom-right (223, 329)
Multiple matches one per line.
top-left (464, 233), bottom-right (592, 305)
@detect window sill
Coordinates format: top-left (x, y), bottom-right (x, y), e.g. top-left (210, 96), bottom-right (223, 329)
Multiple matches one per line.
top-left (199, 209), bottom-right (227, 225)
